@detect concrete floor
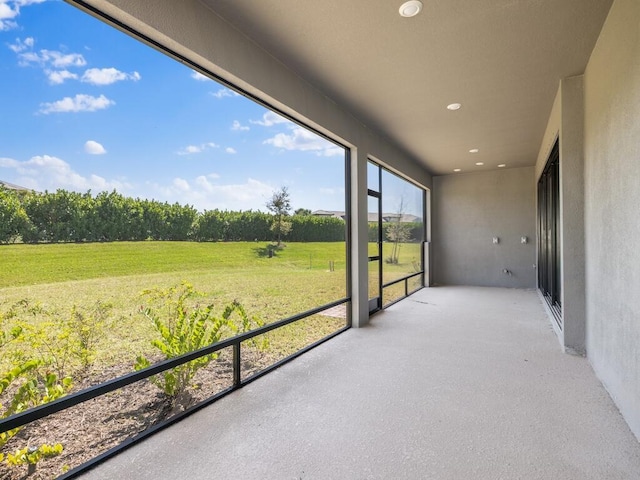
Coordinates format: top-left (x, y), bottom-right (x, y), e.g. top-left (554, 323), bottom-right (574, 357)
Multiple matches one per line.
top-left (81, 286), bottom-right (640, 480)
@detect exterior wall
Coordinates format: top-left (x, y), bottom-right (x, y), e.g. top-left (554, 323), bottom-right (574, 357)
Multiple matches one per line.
top-left (78, 0), bottom-right (432, 327)
top-left (432, 167), bottom-right (536, 288)
top-left (583, 0), bottom-right (640, 440)
top-left (535, 78), bottom-right (587, 355)
top-left (559, 76), bottom-right (586, 355)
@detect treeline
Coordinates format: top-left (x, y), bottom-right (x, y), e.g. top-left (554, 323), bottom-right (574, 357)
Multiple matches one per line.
top-left (0, 188), bottom-right (346, 244)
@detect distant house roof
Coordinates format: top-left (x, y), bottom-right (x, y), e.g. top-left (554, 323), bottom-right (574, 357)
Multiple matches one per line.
top-left (312, 210), bottom-right (346, 220)
top-left (0, 180), bottom-right (32, 192)
top-left (312, 210), bottom-right (421, 223)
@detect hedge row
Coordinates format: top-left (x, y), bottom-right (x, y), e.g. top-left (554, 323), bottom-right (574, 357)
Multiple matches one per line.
top-left (0, 188), bottom-right (347, 244)
top-left (368, 222), bottom-right (423, 244)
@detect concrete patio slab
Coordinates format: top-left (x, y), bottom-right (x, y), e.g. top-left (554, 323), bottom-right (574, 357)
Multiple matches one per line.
top-left (80, 286), bottom-right (640, 479)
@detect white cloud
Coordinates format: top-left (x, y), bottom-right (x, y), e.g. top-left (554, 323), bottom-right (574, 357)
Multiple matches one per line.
top-left (250, 111), bottom-right (291, 127)
top-left (0, 2), bottom-right (19, 31)
top-left (0, 157), bottom-right (20, 169)
top-left (231, 120), bottom-right (249, 131)
top-left (39, 94), bottom-right (115, 114)
top-left (8, 38), bottom-right (139, 87)
top-left (81, 67), bottom-right (141, 85)
top-left (18, 49), bottom-right (86, 68)
top-left (176, 142), bottom-right (218, 156)
top-left (210, 88), bottom-right (239, 99)
top-left (225, 147), bottom-right (237, 154)
top-left (8, 36), bottom-right (34, 52)
top-left (0, 0), bottom-right (45, 29)
top-left (173, 177), bottom-right (190, 192)
top-left (152, 176), bottom-right (273, 211)
top-left (190, 71), bottom-right (210, 81)
top-left (46, 69), bottom-right (78, 84)
top-left (264, 126), bottom-right (344, 157)
top-left (0, 154), bottom-right (128, 192)
top-left (182, 145), bottom-right (202, 154)
top-left (84, 140), bottom-right (106, 155)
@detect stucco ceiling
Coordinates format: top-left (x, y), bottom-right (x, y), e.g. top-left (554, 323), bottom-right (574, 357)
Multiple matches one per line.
top-left (199, 0), bottom-right (612, 175)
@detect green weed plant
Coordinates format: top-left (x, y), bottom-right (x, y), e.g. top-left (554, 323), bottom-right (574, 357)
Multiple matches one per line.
top-left (135, 282), bottom-right (266, 412)
top-left (0, 310), bottom-right (72, 476)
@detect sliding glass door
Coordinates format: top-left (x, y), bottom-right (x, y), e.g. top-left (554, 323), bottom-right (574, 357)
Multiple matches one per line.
top-left (537, 140), bottom-right (562, 326)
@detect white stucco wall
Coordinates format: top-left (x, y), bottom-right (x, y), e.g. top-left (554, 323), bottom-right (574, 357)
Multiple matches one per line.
top-left (583, 0), bottom-right (640, 441)
top-left (432, 167), bottom-right (536, 288)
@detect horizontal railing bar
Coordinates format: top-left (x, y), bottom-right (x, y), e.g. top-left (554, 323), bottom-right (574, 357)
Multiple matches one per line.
top-left (236, 298), bottom-right (349, 339)
top-left (382, 286), bottom-right (425, 309)
top-left (59, 325), bottom-right (350, 480)
top-left (0, 297), bottom-right (349, 433)
top-left (382, 271), bottom-right (422, 288)
top-left (57, 325), bottom-right (350, 479)
top-left (241, 325), bottom-right (350, 387)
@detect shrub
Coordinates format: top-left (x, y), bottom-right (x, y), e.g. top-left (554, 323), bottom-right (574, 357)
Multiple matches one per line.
top-left (0, 310), bottom-right (72, 475)
top-left (135, 282), bottom-right (265, 412)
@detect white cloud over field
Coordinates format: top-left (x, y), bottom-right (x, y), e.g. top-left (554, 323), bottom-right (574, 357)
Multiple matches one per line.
top-left (0, 154), bottom-right (128, 192)
top-left (152, 176), bottom-right (274, 211)
top-left (264, 126), bottom-right (344, 157)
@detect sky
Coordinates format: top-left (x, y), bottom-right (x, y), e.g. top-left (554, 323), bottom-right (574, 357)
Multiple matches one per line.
top-left (0, 0), bottom-right (348, 213)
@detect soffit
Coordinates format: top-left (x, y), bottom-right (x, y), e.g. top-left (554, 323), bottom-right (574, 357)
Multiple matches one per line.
top-left (199, 0), bottom-right (612, 175)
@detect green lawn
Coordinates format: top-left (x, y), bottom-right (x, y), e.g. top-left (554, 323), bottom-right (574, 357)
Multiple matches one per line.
top-left (0, 242), bottom-right (348, 370)
top-left (0, 241), bottom-right (348, 288)
top-left (0, 240), bottom-right (422, 371)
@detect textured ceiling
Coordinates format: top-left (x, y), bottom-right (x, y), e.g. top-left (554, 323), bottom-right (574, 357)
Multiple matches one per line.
top-left (199, 0), bottom-right (612, 175)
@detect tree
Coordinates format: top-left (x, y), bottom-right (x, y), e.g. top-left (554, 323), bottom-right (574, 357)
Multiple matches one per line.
top-left (266, 186), bottom-right (292, 247)
top-left (294, 208), bottom-right (312, 216)
top-left (385, 196), bottom-right (412, 264)
top-left (0, 188), bottom-right (29, 243)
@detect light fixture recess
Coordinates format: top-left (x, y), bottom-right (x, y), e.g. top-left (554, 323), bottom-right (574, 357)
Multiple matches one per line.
top-left (469, 148), bottom-right (479, 153)
top-left (446, 103), bottom-right (462, 111)
top-left (453, 168), bottom-right (461, 172)
top-left (399, 0), bottom-right (423, 17)
top-left (498, 164), bottom-right (506, 168)
top-left (475, 162), bottom-right (484, 166)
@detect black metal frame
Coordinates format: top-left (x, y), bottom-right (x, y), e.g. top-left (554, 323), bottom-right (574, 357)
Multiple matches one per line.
top-left (537, 139), bottom-right (562, 327)
top-left (367, 160), bottom-right (383, 314)
top-left (3, 2), bottom-right (355, 476)
top-left (382, 271), bottom-right (423, 308)
top-left (0, 298), bottom-right (350, 478)
top-left (366, 160), bottom-right (427, 313)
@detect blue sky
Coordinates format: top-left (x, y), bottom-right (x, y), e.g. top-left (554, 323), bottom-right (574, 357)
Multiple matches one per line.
top-left (0, 0), bottom-right (347, 212)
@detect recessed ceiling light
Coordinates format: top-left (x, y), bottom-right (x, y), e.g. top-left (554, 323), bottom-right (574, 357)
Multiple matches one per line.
top-left (475, 162), bottom-right (484, 166)
top-left (498, 164), bottom-right (506, 168)
top-left (469, 148), bottom-right (479, 153)
top-left (446, 103), bottom-right (462, 111)
top-left (453, 168), bottom-right (461, 172)
top-left (399, 0), bottom-right (423, 17)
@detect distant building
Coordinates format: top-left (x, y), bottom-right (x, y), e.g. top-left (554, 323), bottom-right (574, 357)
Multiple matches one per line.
top-left (0, 180), bottom-right (32, 193)
top-left (312, 210), bottom-right (347, 220)
top-left (312, 210), bottom-right (421, 223)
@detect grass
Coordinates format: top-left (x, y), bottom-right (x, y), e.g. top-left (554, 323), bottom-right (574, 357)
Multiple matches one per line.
top-left (0, 241), bottom-right (348, 288)
top-left (0, 240), bottom-right (422, 372)
top-left (0, 242), bottom-right (348, 370)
